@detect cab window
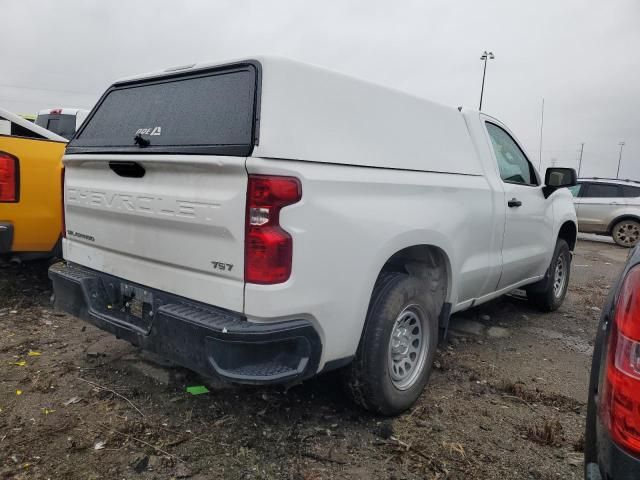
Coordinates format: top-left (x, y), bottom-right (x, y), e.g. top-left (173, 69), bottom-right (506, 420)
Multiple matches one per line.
top-left (486, 122), bottom-right (538, 186)
top-left (35, 114), bottom-right (77, 140)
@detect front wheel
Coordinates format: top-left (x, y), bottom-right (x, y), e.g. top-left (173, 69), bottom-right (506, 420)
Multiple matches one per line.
top-left (526, 239), bottom-right (571, 312)
top-left (342, 272), bottom-right (438, 416)
top-left (612, 219), bottom-right (640, 248)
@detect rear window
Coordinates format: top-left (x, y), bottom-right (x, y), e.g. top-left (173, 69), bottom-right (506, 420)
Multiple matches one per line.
top-left (583, 183), bottom-right (621, 198)
top-left (36, 114), bottom-right (76, 140)
top-left (68, 63), bottom-right (260, 156)
top-left (623, 185), bottom-right (640, 198)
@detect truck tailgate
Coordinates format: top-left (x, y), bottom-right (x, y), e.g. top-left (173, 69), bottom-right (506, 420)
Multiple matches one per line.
top-left (63, 154), bottom-right (247, 312)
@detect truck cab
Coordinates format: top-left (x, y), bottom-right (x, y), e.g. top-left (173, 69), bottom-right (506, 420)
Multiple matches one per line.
top-left (36, 108), bottom-right (89, 140)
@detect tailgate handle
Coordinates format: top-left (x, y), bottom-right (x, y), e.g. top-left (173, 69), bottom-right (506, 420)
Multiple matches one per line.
top-left (109, 161), bottom-right (145, 178)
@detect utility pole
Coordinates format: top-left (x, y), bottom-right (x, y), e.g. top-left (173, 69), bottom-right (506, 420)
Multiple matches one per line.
top-left (617, 141), bottom-right (626, 179)
top-left (479, 51), bottom-right (494, 111)
top-left (577, 142), bottom-right (585, 178)
top-left (538, 98), bottom-right (544, 171)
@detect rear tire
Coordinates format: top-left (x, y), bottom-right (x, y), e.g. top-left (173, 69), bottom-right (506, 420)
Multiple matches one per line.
top-left (612, 219), bottom-right (640, 248)
top-left (342, 272), bottom-right (438, 416)
top-left (526, 239), bottom-right (571, 312)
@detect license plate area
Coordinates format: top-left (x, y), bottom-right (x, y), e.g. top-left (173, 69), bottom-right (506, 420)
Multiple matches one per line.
top-left (119, 283), bottom-right (154, 331)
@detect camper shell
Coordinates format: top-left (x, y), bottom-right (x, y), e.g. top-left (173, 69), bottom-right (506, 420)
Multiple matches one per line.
top-left (68, 57), bottom-right (480, 174)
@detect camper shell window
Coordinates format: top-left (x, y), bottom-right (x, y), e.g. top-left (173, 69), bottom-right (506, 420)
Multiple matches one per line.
top-left (67, 62), bottom-right (261, 156)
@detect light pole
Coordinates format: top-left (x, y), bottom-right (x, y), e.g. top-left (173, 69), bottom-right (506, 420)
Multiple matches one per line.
top-left (538, 98), bottom-right (545, 170)
top-left (479, 51), bottom-right (494, 111)
top-left (577, 142), bottom-right (585, 178)
top-left (617, 141), bottom-right (626, 179)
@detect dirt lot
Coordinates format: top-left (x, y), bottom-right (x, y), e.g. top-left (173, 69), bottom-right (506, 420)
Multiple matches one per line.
top-left (0, 236), bottom-right (627, 479)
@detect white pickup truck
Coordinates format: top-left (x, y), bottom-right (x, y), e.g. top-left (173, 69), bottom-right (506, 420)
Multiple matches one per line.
top-left (50, 57), bottom-right (578, 415)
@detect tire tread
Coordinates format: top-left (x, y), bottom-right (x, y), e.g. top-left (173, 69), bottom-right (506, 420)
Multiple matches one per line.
top-left (343, 271), bottom-right (405, 412)
top-left (527, 239), bottom-right (570, 312)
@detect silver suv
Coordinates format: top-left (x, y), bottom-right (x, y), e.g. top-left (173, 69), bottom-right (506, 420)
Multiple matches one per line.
top-left (569, 178), bottom-right (640, 247)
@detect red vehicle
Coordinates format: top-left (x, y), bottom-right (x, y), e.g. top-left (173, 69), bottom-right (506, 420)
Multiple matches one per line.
top-left (585, 245), bottom-right (640, 479)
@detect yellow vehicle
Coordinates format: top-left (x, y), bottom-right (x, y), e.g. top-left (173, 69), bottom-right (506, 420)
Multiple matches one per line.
top-left (0, 107), bottom-right (67, 260)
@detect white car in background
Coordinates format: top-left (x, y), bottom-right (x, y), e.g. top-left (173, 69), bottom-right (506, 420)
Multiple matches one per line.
top-left (569, 178), bottom-right (640, 247)
top-left (35, 108), bottom-right (89, 140)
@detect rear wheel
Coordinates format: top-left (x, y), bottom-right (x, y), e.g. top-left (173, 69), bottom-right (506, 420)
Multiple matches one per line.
top-left (342, 272), bottom-right (438, 416)
top-left (526, 239), bottom-right (571, 312)
top-left (612, 219), bottom-right (640, 248)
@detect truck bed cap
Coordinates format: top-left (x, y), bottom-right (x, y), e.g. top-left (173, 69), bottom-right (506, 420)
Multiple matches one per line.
top-left (104, 56), bottom-right (482, 175)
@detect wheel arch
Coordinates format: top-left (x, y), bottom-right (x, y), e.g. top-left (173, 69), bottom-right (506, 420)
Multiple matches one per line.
top-left (376, 244), bottom-right (451, 324)
top-left (558, 220), bottom-right (578, 251)
top-left (349, 236), bottom-right (455, 366)
top-left (380, 243), bottom-right (450, 280)
top-left (607, 215), bottom-right (640, 235)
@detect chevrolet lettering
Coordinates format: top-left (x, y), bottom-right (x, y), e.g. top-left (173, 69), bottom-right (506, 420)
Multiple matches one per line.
top-left (66, 188), bottom-right (220, 221)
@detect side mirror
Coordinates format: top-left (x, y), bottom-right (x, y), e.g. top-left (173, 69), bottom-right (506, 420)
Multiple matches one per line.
top-left (543, 167), bottom-right (577, 198)
top-left (545, 167), bottom-right (577, 187)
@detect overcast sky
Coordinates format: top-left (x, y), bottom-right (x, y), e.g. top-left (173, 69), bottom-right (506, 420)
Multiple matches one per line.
top-left (2, 0), bottom-right (638, 179)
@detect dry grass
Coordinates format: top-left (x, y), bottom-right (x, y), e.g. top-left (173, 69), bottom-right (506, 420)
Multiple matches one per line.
top-left (496, 379), bottom-right (584, 413)
top-left (524, 420), bottom-right (564, 447)
top-left (498, 380), bottom-right (537, 402)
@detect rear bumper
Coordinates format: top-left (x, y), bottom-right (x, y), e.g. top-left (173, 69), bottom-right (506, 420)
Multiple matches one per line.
top-left (0, 221), bottom-right (61, 259)
top-left (585, 463), bottom-right (602, 480)
top-left (49, 262), bottom-right (322, 385)
top-left (585, 423), bottom-right (640, 480)
top-left (0, 222), bottom-right (13, 253)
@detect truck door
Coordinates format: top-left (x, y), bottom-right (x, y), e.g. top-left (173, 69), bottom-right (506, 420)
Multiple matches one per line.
top-left (484, 122), bottom-right (553, 289)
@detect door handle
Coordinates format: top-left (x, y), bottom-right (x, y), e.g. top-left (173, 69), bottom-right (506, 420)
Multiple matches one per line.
top-left (109, 161), bottom-right (145, 178)
top-left (508, 198), bottom-right (522, 208)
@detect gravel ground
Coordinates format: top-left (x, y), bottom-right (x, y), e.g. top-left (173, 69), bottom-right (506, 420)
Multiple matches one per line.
top-left (0, 236), bottom-right (627, 479)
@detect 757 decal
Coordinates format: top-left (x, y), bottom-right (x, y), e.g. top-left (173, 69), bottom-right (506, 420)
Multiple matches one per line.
top-left (211, 261), bottom-right (233, 272)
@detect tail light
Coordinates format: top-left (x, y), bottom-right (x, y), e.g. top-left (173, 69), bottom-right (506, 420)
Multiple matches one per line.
top-left (245, 175), bottom-right (301, 284)
top-left (601, 265), bottom-right (640, 454)
top-left (0, 152), bottom-right (18, 202)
